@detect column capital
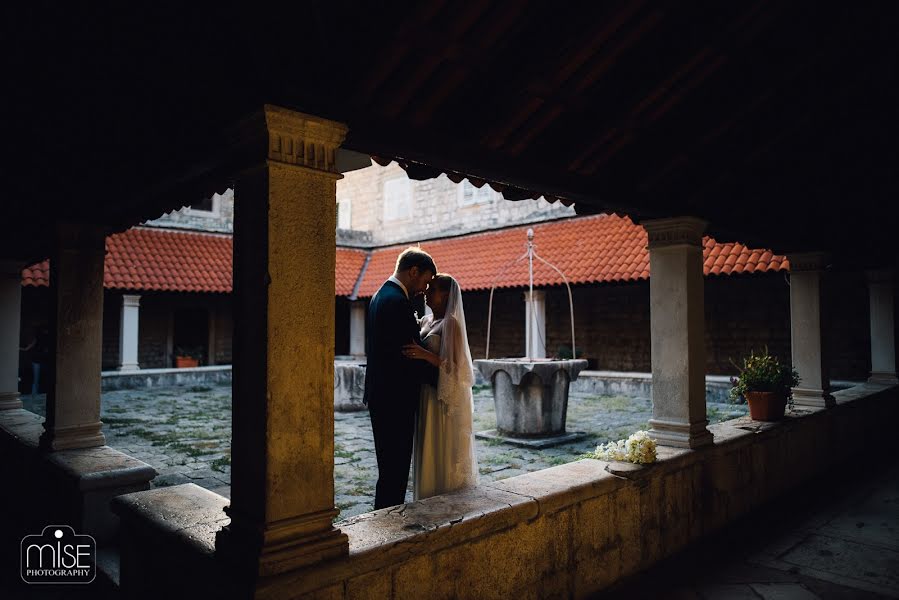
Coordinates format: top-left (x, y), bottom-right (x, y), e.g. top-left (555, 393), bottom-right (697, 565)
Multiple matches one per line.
top-left (122, 294), bottom-right (141, 308)
top-left (865, 268), bottom-right (894, 285)
top-left (230, 105), bottom-right (348, 175)
top-left (642, 217), bottom-right (707, 249)
top-left (786, 252), bottom-right (830, 272)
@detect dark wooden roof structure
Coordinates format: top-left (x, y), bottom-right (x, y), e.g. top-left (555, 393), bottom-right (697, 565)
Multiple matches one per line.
top-left (2, 2), bottom-right (897, 267)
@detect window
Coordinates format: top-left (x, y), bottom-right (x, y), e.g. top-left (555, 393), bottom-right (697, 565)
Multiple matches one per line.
top-left (337, 197), bottom-right (352, 229)
top-left (458, 179), bottom-right (495, 206)
top-left (383, 177), bottom-right (412, 221)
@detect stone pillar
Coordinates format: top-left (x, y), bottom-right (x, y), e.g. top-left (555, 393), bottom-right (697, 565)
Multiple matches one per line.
top-left (787, 252), bottom-right (835, 408)
top-left (349, 299), bottom-right (366, 358)
top-left (0, 261), bottom-right (24, 410)
top-left (216, 106), bottom-right (349, 577)
top-left (643, 217), bottom-right (713, 449)
top-left (866, 269), bottom-right (897, 384)
top-left (118, 294), bottom-right (141, 371)
top-left (525, 289), bottom-right (546, 359)
top-left (40, 224), bottom-right (107, 451)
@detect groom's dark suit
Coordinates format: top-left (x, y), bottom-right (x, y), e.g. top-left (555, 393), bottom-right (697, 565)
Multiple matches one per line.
top-left (364, 279), bottom-right (438, 509)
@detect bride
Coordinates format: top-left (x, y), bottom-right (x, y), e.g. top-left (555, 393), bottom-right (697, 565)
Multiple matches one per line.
top-left (402, 273), bottom-right (479, 500)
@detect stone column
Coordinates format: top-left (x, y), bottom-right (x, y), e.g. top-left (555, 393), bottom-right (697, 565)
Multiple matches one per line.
top-left (349, 299), bottom-right (366, 358)
top-left (643, 217), bottom-right (713, 449)
top-left (40, 224), bottom-right (107, 451)
top-left (525, 289), bottom-right (546, 359)
top-left (787, 252), bottom-right (835, 408)
top-left (118, 294), bottom-right (140, 371)
top-left (0, 261), bottom-right (24, 410)
top-left (866, 269), bottom-right (897, 384)
top-left (215, 106), bottom-right (349, 577)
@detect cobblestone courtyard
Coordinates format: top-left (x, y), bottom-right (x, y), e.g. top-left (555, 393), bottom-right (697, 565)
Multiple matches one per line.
top-left (23, 383), bottom-right (748, 522)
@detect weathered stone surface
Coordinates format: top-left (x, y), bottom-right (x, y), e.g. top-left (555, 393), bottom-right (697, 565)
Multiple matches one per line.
top-left (335, 360), bottom-right (367, 411)
top-left (392, 554), bottom-right (436, 599)
top-left (345, 568), bottom-right (392, 600)
top-left (112, 483), bottom-right (230, 555)
top-left (488, 459), bottom-right (621, 515)
top-left (475, 358), bottom-right (587, 386)
top-left (343, 485), bottom-right (538, 561)
top-left (475, 358), bottom-right (587, 437)
top-left (47, 445), bottom-right (157, 490)
top-left (0, 408), bottom-right (43, 447)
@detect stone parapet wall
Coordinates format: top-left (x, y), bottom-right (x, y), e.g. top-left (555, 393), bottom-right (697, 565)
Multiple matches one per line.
top-left (100, 365), bottom-right (232, 391)
top-left (143, 189), bottom-right (234, 233)
top-left (106, 383), bottom-right (896, 598)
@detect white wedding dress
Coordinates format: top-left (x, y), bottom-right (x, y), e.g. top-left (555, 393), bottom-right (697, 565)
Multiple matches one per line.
top-left (413, 282), bottom-right (479, 501)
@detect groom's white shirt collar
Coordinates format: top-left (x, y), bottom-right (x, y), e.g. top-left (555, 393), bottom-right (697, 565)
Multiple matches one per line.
top-left (387, 275), bottom-right (409, 299)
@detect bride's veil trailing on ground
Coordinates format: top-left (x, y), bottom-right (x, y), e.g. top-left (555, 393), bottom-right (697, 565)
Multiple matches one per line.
top-left (436, 276), bottom-right (479, 486)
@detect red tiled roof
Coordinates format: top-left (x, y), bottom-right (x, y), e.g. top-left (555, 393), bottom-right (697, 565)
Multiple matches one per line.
top-left (21, 261), bottom-right (48, 287)
top-left (22, 228), bottom-right (372, 297)
top-left (22, 215), bottom-right (789, 297)
top-left (354, 214), bottom-right (789, 297)
top-left (335, 248), bottom-right (368, 296)
top-left (23, 228), bottom-right (234, 293)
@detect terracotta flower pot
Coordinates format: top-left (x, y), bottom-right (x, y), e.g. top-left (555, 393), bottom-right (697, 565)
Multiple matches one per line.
top-left (175, 356), bottom-right (199, 368)
top-left (745, 390), bottom-right (787, 421)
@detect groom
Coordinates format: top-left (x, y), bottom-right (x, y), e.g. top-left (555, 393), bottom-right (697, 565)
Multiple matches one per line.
top-left (364, 247), bottom-right (439, 509)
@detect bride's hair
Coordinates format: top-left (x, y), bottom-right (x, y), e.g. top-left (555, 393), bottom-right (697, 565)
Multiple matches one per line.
top-left (432, 273), bottom-right (455, 293)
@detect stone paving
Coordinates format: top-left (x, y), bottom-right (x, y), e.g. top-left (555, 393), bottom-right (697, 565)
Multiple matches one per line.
top-left (22, 383), bottom-right (749, 522)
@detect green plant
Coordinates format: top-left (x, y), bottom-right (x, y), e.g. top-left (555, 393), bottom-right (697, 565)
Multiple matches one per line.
top-left (729, 347), bottom-right (800, 406)
top-left (175, 346), bottom-right (204, 361)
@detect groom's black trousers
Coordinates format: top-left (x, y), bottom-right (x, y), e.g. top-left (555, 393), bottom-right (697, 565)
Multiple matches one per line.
top-left (369, 400), bottom-right (417, 509)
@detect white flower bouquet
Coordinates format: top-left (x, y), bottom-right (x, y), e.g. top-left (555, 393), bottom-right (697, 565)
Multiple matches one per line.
top-left (592, 430), bottom-right (657, 464)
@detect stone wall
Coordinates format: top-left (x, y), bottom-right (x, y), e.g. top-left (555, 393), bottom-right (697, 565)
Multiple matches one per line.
top-left (464, 289), bottom-right (526, 360)
top-left (143, 188), bottom-right (234, 233)
top-left (463, 272), bottom-right (872, 380)
top-left (337, 163), bottom-right (575, 246)
top-left (98, 292), bottom-right (234, 370)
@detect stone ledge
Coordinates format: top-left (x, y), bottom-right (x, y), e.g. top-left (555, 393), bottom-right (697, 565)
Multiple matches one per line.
top-left (343, 485), bottom-right (538, 559)
top-left (0, 408), bottom-right (44, 448)
top-left (47, 446), bottom-right (157, 491)
top-left (488, 458), bottom-right (624, 516)
top-left (101, 365), bottom-right (232, 391)
top-left (111, 483), bottom-right (230, 556)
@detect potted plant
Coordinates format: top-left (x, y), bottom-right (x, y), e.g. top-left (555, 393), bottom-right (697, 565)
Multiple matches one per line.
top-left (174, 346), bottom-right (203, 368)
top-left (729, 347), bottom-right (800, 421)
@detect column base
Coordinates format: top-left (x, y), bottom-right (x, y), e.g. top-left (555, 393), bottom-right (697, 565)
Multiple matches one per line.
top-left (40, 422), bottom-right (106, 451)
top-left (791, 387), bottom-right (836, 409)
top-left (648, 418), bottom-right (714, 449)
top-left (0, 391), bottom-right (22, 410)
top-left (868, 372), bottom-right (899, 385)
top-left (118, 363), bottom-right (140, 372)
top-left (216, 507), bottom-right (349, 578)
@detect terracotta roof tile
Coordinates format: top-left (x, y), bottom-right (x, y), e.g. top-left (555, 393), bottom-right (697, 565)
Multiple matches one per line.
top-left (22, 216), bottom-right (788, 297)
top-left (355, 214), bottom-right (788, 297)
top-left (335, 248), bottom-right (368, 297)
